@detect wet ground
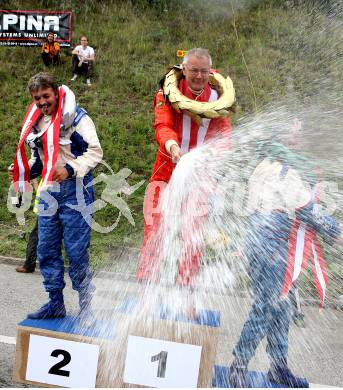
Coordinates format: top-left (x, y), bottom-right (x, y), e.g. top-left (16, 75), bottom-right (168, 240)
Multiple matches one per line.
top-left (0, 254), bottom-right (342, 388)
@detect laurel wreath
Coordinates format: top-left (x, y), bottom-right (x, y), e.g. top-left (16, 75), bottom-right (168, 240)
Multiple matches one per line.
top-left (163, 65), bottom-right (236, 124)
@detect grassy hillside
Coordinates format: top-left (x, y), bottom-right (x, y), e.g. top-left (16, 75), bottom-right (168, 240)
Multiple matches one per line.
top-left (0, 0), bottom-right (342, 268)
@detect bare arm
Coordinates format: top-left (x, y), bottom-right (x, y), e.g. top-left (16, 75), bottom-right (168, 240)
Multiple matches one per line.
top-left (8, 163), bottom-right (14, 181)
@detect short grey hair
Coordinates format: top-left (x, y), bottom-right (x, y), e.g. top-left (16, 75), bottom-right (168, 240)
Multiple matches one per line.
top-left (27, 72), bottom-right (59, 93)
top-left (182, 48), bottom-right (212, 67)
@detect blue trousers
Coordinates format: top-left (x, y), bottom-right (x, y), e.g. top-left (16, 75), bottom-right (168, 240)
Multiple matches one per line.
top-left (37, 175), bottom-right (95, 295)
top-left (233, 212), bottom-right (293, 364)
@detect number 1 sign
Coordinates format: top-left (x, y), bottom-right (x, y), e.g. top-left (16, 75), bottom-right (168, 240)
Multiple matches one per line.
top-left (26, 334), bottom-right (100, 387)
top-left (123, 335), bottom-right (202, 388)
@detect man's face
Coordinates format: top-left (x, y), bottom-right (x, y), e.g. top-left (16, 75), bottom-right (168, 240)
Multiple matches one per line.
top-left (182, 55), bottom-right (211, 92)
top-left (80, 37), bottom-right (88, 47)
top-left (47, 33), bottom-right (54, 43)
top-left (31, 87), bottom-right (58, 116)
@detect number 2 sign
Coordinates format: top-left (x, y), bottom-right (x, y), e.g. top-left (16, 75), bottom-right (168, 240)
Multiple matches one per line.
top-left (26, 334), bottom-right (100, 387)
top-left (124, 335), bottom-right (202, 388)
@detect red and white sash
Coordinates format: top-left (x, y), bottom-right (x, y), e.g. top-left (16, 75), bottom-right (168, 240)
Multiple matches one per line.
top-left (13, 87), bottom-right (66, 192)
top-left (281, 219), bottom-right (328, 307)
top-left (180, 89), bottom-right (218, 154)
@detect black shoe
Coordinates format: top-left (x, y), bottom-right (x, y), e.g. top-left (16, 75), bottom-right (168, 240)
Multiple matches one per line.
top-left (268, 366), bottom-right (309, 388)
top-left (16, 265), bottom-right (35, 273)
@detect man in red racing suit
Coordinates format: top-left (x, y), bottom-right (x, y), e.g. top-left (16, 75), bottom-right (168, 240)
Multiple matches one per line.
top-left (136, 48), bottom-right (232, 285)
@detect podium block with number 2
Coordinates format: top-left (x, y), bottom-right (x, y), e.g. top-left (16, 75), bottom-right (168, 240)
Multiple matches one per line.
top-left (26, 335), bottom-right (99, 387)
top-left (13, 317), bottom-right (105, 388)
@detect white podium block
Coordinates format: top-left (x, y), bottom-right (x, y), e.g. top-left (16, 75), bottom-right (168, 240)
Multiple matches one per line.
top-left (13, 316), bottom-right (112, 388)
top-left (98, 305), bottom-right (220, 388)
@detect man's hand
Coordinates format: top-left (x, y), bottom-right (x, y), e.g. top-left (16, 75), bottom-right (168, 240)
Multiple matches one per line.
top-left (52, 167), bottom-right (69, 183)
top-left (170, 144), bottom-right (181, 164)
top-left (8, 164), bottom-right (14, 181)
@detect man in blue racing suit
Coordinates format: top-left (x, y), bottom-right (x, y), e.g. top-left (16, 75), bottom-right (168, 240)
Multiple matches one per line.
top-left (229, 142), bottom-right (342, 387)
top-left (12, 72), bottom-right (103, 323)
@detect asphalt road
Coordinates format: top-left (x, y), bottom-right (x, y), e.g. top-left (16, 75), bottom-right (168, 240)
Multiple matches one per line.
top-left (0, 258), bottom-right (342, 388)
